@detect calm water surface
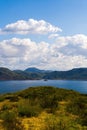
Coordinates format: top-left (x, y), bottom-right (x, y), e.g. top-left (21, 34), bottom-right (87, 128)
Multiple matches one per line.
top-left (0, 80), bottom-right (87, 94)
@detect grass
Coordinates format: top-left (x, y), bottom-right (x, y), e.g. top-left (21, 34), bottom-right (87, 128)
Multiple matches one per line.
top-left (0, 86), bottom-right (87, 130)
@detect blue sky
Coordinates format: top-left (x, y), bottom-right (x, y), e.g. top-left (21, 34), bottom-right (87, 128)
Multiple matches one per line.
top-left (0, 0), bottom-right (87, 35)
top-left (0, 0), bottom-right (87, 70)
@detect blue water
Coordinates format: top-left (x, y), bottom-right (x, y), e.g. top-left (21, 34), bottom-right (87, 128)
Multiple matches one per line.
top-left (0, 80), bottom-right (87, 94)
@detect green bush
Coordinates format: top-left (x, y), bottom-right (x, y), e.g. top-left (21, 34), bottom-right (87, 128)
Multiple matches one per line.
top-left (18, 99), bottom-right (42, 117)
top-left (1, 110), bottom-right (23, 130)
top-left (44, 115), bottom-right (69, 130)
top-left (66, 97), bottom-right (86, 115)
top-left (66, 97), bottom-right (87, 126)
top-left (40, 94), bottom-right (58, 113)
top-left (0, 95), bottom-right (5, 102)
top-left (1, 104), bottom-right (9, 111)
top-left (5, 94), bottom-right (19, 102)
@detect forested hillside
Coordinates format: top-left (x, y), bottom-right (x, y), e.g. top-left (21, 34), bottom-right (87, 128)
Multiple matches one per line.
top-left (1, 67), bottom-right (87, 80)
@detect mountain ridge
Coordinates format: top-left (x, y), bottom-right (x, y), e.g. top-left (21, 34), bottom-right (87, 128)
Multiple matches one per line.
top-left (24, 67), bottom-right (47, 73)
top-left (0, 67), bottom-right (87, 80)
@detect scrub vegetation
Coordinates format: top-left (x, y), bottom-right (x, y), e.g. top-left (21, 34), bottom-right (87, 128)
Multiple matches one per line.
top-left (0, 86), bottom-right (87, 130)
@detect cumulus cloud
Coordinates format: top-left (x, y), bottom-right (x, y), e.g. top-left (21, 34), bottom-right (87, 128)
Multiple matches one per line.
top-left (0, 19), bottom-right (62, 35)
top-left (56, 34), bottom-right (87, 48)
top-left (1, 34), bottom-right (87, 70)
top-left (55, 34), bottom-right (87, 57)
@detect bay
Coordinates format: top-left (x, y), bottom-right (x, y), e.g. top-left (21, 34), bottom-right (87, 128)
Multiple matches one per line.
top-left (0, 80), bottom-right (87, 94)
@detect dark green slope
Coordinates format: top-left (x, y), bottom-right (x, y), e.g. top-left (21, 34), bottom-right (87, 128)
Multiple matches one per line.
top-left (44, 68), bottom-right (87, 80)
top-left (1, 67), bottom-right (87, 80)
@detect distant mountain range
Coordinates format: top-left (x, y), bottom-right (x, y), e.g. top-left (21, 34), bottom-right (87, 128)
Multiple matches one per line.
top-left (0, 67), bottom-right (87, 80)
top-left (24, 67), bottom-right (48, 73)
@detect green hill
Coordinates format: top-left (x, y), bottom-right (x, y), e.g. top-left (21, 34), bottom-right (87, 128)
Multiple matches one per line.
top-left (0, 86), bottom-right (87, 130)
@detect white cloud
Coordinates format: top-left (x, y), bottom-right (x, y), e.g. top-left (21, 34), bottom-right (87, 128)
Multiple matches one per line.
top-left (48, 33), bottom-right (59, 39)
top-left (1, 34), bottom-right (87, 70)
top-left (0, 19), bottom-right (62, 35)
top-left (56, 34), bottom-right (87, 49)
